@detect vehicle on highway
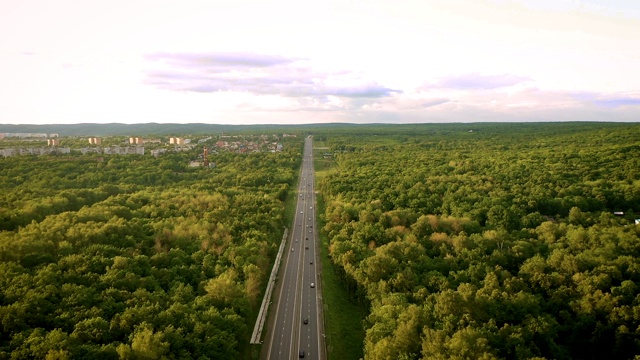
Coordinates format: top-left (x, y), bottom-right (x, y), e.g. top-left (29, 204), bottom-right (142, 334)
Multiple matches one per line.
top-left (303, 319), bottom-right (308, 324)
top-left (310, 261), bottom-right (313, 264)
top-left (310, 283), bottom-right (315, 288)
top-left (299, 350), bottom-right (305, 358)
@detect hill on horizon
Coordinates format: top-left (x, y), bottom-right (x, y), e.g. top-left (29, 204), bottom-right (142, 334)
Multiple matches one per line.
top-left (0, 123), bottom-right (325, 136)
top-left (0, 121), bottom-right (633, 137)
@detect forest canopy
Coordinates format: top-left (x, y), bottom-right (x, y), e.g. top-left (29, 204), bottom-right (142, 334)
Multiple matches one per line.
top-left (316, 122), bottom-right (640, 359)
top-left (0, 136), bottom-right (302, 359)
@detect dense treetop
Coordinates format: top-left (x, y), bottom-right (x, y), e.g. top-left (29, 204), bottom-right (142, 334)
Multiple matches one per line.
top-left (3, 121), bottom-right (640, 359)
top-left (0, 137), bottom-right (302, 359)
top-left (316, 123), bottom-right (640, 359)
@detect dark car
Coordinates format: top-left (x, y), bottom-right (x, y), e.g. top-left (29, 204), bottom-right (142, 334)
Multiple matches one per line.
top-left (303, 318), bottom-right (308, 324)
top-left (299, 350), bottom-right (305, 358)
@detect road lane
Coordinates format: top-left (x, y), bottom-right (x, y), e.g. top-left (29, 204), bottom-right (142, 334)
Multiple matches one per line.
top-left (264, 136), bottom-right (324, 360)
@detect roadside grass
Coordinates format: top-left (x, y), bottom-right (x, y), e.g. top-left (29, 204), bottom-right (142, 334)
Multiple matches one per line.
top-left (317, 192), bottom-right (366, 360)
top-left (283, 185), bottom-right (299, 227)
top-left (314, 153), bottom-right (366, 360)
top-left (312, 140), bottom-right (329, 148)
top-left (314, 157), bottom-right (334, 181)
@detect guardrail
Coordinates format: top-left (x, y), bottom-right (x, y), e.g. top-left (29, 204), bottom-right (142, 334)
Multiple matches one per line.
top-left (250, 228), bottom-right (288, 344)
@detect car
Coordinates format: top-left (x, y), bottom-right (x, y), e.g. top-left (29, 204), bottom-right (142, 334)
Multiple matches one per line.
top-left (305, 246), bottom-right (308, 249)
top-left (303, 319), bottom-right (308, 324)
top-left (291, 248), bottom-right (294, 252)
top-left (299, 350), bottom-right (305, 358)
top-left (310, 206), bottom-right (313, 209)
top-left (310, 261), bottom-right (313, 264)
top-left (310, 282), bottom-right (315, 288)
top-left (300, 211), bottom-right (303, 214)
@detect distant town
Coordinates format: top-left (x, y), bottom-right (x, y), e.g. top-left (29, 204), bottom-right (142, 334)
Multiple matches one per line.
top-left (0, 133), bottom-right (294, 158)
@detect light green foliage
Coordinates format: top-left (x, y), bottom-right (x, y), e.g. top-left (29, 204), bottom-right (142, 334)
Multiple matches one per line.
top-left (317, 123), bottom-right (640, 359)
top-left (117, 322), bottom-right (170, 359)
top-left (0, 135), bottom-right (302, 358)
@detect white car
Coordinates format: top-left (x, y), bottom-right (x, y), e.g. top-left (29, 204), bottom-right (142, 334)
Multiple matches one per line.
top-left (310, 283), bottom-right (315, 288)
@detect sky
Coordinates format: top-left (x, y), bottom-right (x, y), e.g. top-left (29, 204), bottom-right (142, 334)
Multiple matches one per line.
top-left (1, 0), bottom-right (640, 125)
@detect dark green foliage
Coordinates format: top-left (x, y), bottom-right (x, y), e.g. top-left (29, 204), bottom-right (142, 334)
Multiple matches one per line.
top-left (318, 123), bottom-right (640, 359)
top-left (0, 137), bottom-right (301, 358)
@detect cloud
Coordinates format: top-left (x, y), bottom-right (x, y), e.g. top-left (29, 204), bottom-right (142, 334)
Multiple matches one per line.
top-left (145, 51), bottom-right (297, 69)
top-left (571, 91), bottom-right (640, 108)
top-left (421, 98), bottom-right (450, 108)
top-left (323, 84), bottom-right (401, 98)
top-left (592, 96), bottom-right (640, 108)
top-left (431, 73), bottom-right (530, 90)
top-left (143, 51), bottom-right (400, 101)
top-left (140, 52), bottom-right (639, 122)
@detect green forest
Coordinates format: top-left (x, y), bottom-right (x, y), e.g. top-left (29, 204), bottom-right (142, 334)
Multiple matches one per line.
top-left (316, 123), bottom-right (640, 359)
top-left (0, 138), bottom-right (301, 359)
top-left (2, 122), bottom-right (640, 359)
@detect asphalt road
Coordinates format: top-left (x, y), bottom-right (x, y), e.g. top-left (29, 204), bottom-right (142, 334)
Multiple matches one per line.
top-left (263, 136), bottom-right (324, 360)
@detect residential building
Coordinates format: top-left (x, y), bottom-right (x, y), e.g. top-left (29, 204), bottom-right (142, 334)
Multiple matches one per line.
top-left (170, 137), bottom-right (185, 145)
top-left (0, 148), bottom-right (15, 157)
top-left (88, 137), bottom-right (102, 145)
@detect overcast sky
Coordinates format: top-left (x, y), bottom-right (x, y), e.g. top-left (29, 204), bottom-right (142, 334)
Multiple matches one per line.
top-left (1, 0), bottom-right (639, 124)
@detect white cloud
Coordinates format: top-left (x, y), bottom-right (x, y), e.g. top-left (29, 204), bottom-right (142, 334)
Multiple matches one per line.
top-left (427, 73), bottom-right (531, 90)
top-left (1, 0), bottom-right (639, 124)
top-left (143, 52), bottom-right (401, 107)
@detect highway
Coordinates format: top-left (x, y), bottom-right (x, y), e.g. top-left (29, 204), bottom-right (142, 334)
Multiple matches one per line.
top-left (262, 136), bottom-right (325, 359)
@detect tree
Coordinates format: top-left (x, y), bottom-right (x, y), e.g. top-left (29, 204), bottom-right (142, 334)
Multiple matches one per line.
top-left (116, 322), bottom-right (169, 360)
